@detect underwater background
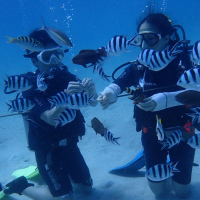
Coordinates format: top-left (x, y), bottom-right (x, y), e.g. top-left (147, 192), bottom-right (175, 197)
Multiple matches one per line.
top-left (1, 0), bottom-right (200, 115)
top-left (1, 1), bottom-right (200, 200)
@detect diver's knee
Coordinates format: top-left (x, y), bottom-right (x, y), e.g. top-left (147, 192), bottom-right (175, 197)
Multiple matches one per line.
top-left (172, 179), bottom-right (190, 198)
top-left (148, 179), bottom-right (167, 195)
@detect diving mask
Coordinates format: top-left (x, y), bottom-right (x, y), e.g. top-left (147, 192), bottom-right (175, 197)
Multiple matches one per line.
top-left (132, 32), bottom-right (162, 47)
top-left (37, 47), bottom-right (65, 65)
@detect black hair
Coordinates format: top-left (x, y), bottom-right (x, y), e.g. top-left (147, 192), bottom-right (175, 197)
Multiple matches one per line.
top-left (26, 29), bottom-right (58, 55)
top-left (29, 29), bottom-right (58, 47)
top-left (137, 13), bottom-right (173, 36)
top-left (137, 1), bottom-right (180, 46)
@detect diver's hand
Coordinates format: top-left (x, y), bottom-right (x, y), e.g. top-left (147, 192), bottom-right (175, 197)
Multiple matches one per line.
top-left (137, 96), bottom-right (157, 111)
top-left (82, 78), bottom-right (98, 106)
top-left (97, 83), bottom-right (121, 110)
top-left (65, 81), bottom-right (83, 95)
top-left (82, 78), bottom-right (96, 95)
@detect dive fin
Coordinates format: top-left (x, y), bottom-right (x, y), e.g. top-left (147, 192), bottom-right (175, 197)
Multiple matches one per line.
top-left (109, 150), bottom-right (145, 173)
top-left (12, 166), bottom-right (39, 179)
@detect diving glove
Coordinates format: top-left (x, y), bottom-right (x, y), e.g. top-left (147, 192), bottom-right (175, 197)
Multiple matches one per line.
top-left (4, 176), bottom-right (34, 195)
top-left (97, 83), bottom-right (121, 110)
top-left (66, 78), bottom-right (96, 97)
top-left (137, 91), bottom-right (184, 112)
top-left (82, 78), bottom-right (96, 96)
top-left (66, 81), bottom-right (83, 95)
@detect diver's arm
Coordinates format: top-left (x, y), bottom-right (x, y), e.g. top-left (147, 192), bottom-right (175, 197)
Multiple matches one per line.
top-left (40, 106), bottom-right (67, 126)
top-left (137, 91), bottom-right (184, 111)
top-left (97, 63), bottom-right (140, 110)
top-left (82, 78), bottom-right (98, 107)
top-left (97, 83), bottom-right (121, 110)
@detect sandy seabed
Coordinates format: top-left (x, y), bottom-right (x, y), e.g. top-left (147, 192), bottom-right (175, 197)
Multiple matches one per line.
top-left (0, 90), bottom-right (200, 200)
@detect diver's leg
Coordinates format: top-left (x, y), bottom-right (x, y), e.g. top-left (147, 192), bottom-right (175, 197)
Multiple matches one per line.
top-left (171, 180), bottom-right (190, 198)
top-left (2, 177), bottom-right (74, 200)
top-left (65, 142), bottom-right (93, 194)
top-left (169, 139), bottom-right (195, 198)
top-left (148, 180), bottom-right (168, 195)
top-left (34, 150), bottom-right (74, 199)
top-left (141, 130), bottom-right (168, 195)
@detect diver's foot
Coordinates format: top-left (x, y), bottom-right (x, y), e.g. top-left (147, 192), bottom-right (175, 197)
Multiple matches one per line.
top-left (4, 176), bottom-right (34, 195)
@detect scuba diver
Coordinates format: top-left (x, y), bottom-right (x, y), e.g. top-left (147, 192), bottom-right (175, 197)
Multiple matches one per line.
top-left (97, 13), bottom-right (199, 198)
top-left (2, 28), bottom-right (98, 200)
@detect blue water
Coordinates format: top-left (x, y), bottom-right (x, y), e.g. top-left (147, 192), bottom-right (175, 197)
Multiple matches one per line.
top-left (1, 1), bottom-right (200, 199)
top-left (1, 0), bottom-right (200, 92)
top-left (0, 0), bottom-right (200, 127)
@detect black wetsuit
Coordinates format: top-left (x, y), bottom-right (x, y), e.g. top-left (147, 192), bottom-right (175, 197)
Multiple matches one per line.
top-left (22, 66), bottom-right (92, 197)
top-left (114, 56), bottom-right (195, 184)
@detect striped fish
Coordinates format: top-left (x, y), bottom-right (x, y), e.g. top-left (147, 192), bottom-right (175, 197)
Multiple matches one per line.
top-left (106, 35), bottom-right (130, 55)
top-left (91, 117), bottom-right (120, 145)
top-left (137, 41), bottom-right (182, 71)
top-left (66, 92), bottom-right (95, 109)
top-left (41, 17), bottom-right (73, 47)
top-left (146, 162), bottom-right (180, 181)
top-left (187, 133), bottom-right (200, 149)
top-left (137, 49), bottom-right (155, 67)
top-left (6, 36), bottom-right (44, 52)
top-left (156, 115), bottom-right (165, 141)
top-left (190, 41), bottom-right (200, 65)
top-left (186, 107), bottom-right (200, 125)
top-left (160, 130), bottom-right (182, 150)
top-left (54, 108), bottom-right (76, 128)
top-left (93, 64), bottom-right (110, 82)
top-left (48, 91), bottom-right (70, 108)
top-left (4, 75), bottom-right (32, 93)
top-left (125, 87), bottom-right (144, 102)
top-left (6, 98), bottom-right (35, 113)
top-left (104, 129), bottom-right (120, 145)
top-left (177, 68), bottom-right (200, 88)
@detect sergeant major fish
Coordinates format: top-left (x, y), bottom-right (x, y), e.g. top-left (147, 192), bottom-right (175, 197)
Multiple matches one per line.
top-left (106, 35), bottom-right (128, 55)
top-left (66, 92), bottom-right (95, 110)
top-left (106, 35), bottom-right (137, 56)
top-left (137, 41), bottom-right (183, 71)
top-left (4, 75), bottom-right (32, 94)
top-left (137, 49), bottom-right (155, 67)
top-left (160, 130), bottom-right (182, 150)
top-left (48, 91), bottom-right (70, 108)
top-left (190, 41), bottom-right (200, 65)
top-left (146, 162), bottom-right (180, 181)
top-left (187, 107), bottom-right (200, 125)
top-left (91, 117), bottom-right (120, 145)
top-left (41, 17), bottom-right (73, 48)
top-left (6, 98), bottom-right (35, 113)
top-left (125, 87), bottom-right (144, 102)
top-left (6, 36), bottom-right (44, 52)
top-left (54, 107), bottom-right (76, 128)
top-left (177, 68), bottom-right (200, 88)
top-left (93, 64), bottom-right (111, 82)
top-left (187, 133), bottom-right (200, 149)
